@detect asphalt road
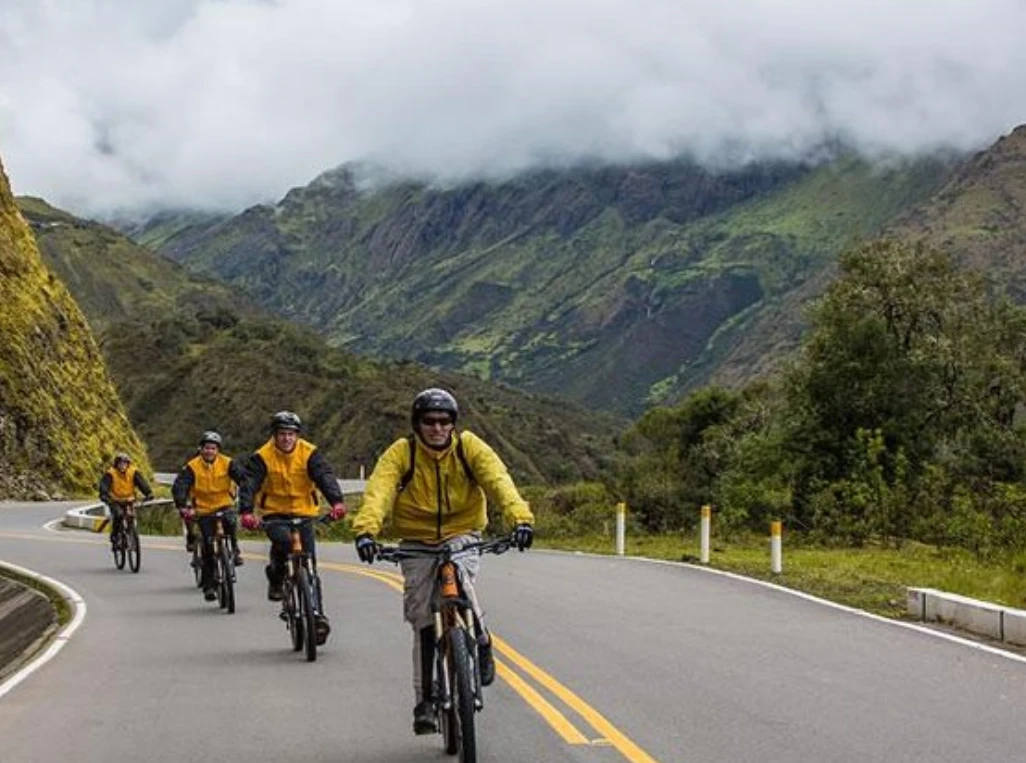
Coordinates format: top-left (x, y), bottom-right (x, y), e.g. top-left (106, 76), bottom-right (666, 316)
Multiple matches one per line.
top-left (1, 500), bottom-right (1025, 763)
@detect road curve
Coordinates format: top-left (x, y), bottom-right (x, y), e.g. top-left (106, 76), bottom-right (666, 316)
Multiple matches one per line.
top-left (1, 501), bottom-right (1025, 763)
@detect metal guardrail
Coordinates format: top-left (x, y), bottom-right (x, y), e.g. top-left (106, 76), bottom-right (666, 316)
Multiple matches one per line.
top-left (63, 499), bottom-right (174, 532)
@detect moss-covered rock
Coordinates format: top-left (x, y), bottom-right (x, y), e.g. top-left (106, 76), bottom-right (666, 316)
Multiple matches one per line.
top-left (0, 155), bottom-right (150, 498)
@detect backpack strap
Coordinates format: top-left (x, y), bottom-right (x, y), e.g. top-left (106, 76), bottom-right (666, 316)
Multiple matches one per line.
top-left (455, 433), bottom-right (477, 486)
top-left (397, 433), bottom-right (476, 492)
top-left (398, 434), bottom-right (416, 493)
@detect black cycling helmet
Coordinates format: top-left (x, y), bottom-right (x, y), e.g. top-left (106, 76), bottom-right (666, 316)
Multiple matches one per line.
top-left (270, 410), bottom-right (302, 433)
top-left (411, 388), bottom-right (458, 427)
top-left (199, 431), bottom-right (223, 447)
top-left (113, 452), bottom-right (131, 466)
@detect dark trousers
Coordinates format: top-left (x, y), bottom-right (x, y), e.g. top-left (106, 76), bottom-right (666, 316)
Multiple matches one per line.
top-left (107, 502), bottom-right (128, 541)
top-left (197, 512), bottom-right (238, 588)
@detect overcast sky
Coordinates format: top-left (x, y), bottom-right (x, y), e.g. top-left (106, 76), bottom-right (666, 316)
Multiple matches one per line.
top-left (2, 0), bottom-right (1025, 215)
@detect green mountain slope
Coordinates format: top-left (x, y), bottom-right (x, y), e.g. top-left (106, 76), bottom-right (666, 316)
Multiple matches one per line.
top-left (133, 156), bottom-right (954, 413)
top-left (0, 160), bottom-right (150, 498)
top-left (21, 200), bottom-right (621, 482)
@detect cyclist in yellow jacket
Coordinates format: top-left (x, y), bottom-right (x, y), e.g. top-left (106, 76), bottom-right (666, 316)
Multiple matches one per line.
top-left (172, 431), bottom-right (248, 601)
top-left (238, 411), bottom-right (347, 641)
top-left (352, 388), bottom-right (534, 734)
top-left (98, 452), bottom-right (153, 550)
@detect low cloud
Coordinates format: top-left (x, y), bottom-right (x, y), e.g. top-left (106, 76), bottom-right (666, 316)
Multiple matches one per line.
top-left (2, 0), bottom-right (1024, 215)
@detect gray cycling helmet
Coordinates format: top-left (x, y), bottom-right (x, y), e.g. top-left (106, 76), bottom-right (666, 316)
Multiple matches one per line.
top-left (113, 452), bottom-right (131, 466)
top-left (199, 431), bottom-right (223, 447)
top-left (270, 410), bottom-right (302, 433)
top-left (411, 388), bottom-right (458, 427)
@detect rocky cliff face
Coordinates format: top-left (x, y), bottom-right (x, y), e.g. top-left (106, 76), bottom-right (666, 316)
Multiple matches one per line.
top-left (0, 155), bottom-right (149, 498)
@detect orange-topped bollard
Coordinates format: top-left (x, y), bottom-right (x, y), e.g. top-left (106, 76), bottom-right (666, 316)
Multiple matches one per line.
top-left (770, 520), bottom-right (783, 573)
top-left (615, 502), bottom-right (626, 556)
top-left (700, 505), bottom-right (712, 564)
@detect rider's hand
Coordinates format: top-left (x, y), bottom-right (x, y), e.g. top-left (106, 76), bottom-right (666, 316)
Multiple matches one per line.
top-left (355, 533), bottom-right (377, 564)
top-left (513, 523), bottom-right (534, 551)
top-left (240, 512), bottom-right (260, 531)
top-left (328, 502), bottom-right (348, 522)
top-left (180, 508), bottom-right (196, 522)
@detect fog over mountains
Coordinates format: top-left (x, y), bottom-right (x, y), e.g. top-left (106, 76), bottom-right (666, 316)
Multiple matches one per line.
top-left (2, 0), bottom-right (1025, 214)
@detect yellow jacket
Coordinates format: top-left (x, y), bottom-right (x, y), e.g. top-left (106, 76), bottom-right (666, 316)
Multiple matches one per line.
top-left (352, 430), bottom-right (534, 542)
top-left (180, 453), bottom-right (238, 514)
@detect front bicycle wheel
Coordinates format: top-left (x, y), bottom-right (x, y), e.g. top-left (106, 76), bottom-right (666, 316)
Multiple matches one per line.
top-left (447, 627), bottom-right (477, 763)
top-left (285, 578), bottom-right (303, 652)
top-left (297, 566), bottom-right (318, 663)
top-left (128, 524), bottom-right (141, 573)
top-left (218, 544), bottom-right (235, 614)
top-left (112, 531), bottom-right (126, 570)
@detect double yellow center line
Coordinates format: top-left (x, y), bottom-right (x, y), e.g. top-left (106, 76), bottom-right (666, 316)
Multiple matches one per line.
top-left (327, 561), bottom-right (662, 763)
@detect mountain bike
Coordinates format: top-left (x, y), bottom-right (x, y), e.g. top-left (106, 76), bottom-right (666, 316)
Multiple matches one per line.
top-left (203, 509), bottom-right (237, 613)
top-left (376, 535), bottom-right (514, 763)
top-left (108, 500), bottom-right (143, 573)
top-left (261, 515), bottom-right (331, 662)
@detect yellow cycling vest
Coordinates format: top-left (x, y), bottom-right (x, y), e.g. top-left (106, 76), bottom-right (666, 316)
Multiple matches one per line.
top-left (255, 438), bottom-right (319, 517)
top-left (186, 453), bottom-right (236, 514)
top-left (107, 465), bottom-right (138, 502)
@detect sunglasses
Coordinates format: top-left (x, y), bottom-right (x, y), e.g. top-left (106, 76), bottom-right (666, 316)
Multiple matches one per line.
top-left (420, 415), bottom-right (454, 427)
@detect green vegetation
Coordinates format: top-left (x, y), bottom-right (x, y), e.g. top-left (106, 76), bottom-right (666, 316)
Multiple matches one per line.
top-left (20, 199), bottom-right (623, 482)
top-left (0, 160), bottom-right (150, 498)
top-left (130, 156), bottom-right (954, 414)
top-left (539, 240), bottom-right (1026, 585)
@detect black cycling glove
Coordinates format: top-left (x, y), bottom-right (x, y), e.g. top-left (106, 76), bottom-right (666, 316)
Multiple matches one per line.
top-left (513, 523), bottom-right (534, 551)
top-left (355, 533), bottom-right (377, 564)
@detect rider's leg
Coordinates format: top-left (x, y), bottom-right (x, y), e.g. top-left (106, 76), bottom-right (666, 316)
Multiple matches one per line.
top-left (198, 515), bottom-right (217, 600)
top-left (401, 553), bottom-right (438, 733)
top-left (109, 503), bottom-right (125, 545)
top-left (262, 518), bottom-right (289, 601)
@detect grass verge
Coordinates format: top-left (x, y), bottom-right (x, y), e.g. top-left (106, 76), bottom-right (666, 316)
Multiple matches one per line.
top-left (541, 533), bottom-right (1026, 618)
top-left (0, 565), bottom-right (72, 627)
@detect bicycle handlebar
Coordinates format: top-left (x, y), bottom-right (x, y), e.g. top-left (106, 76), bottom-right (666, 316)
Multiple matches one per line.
top-left (258, 514), bottom-right (334, 530)
top-left (374, 535), bottom-right (514, 564)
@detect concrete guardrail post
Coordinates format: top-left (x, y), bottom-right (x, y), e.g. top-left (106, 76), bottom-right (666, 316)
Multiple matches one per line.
top-left (700, 504), bottom-right (711, 564)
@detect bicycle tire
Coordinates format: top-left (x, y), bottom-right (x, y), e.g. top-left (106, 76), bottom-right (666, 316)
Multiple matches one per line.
top-left (218, 544), bottom-right (235, 614)
top-left (439, 645), bottom-right (457, 755)
top-left (285, 578), bottom-right (303, 652)
top-left (191, 545), bottom-right (203, 587)
top-left (113, 531), bottom-right (126, 570)
top-left (128, 524), bottom-right (141, 573)
top-left (298, 566), bottom-right (318, 662)
top-left (448, 627), bottom-right (477, 763)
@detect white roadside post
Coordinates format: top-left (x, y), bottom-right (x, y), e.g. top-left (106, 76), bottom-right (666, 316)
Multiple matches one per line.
top-left (700, 504), bottom-right (711, 564)
top-left (615, 502), bottom-right (626, 556)
top-left (359, 464), bottom-right (365, 480)
top-left (770, 520), bottom-right (783, 574)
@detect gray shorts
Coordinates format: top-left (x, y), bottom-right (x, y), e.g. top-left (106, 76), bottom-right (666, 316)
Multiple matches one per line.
top-left (400, 533), bottom-right (481, 629)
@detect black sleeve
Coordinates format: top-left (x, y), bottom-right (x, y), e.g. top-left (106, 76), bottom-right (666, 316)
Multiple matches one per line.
top-left (237, 454), bottom-right (267, 513)
top-left (227, 457), bottom-right (248, 486)
top-left (98, 473), bottom-right (112, 504)
top-left (308, 449), bottom-right (344, 505)
top-left (172, 466), bottom-right (195, 508)
top-left (134, 472), bottom-right (153, 499)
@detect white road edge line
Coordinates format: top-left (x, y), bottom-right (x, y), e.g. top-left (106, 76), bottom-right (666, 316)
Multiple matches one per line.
top-left (558, 549), bottom-right (1026, 665)
top-left (0, 561), bottom-right (87, 700)
top-left (42, 518), bottom-right (64, 533)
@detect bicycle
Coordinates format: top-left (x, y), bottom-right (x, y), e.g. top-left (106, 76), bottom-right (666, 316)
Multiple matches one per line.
top-left (199, 509), bottom-right (238, 613)
top-left (376, 535), bottom-right (514, 763)
top-left (260, 515), bottom-right (331, 662)
top-left (107, 500), bottom-right (143, 573)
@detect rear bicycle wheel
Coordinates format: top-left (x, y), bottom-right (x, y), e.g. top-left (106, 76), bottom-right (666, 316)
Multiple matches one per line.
top-left (128, 524), bottom-right (141, 573)
top-left (297, 566), bottom-right (318, 662)
top-left (448, 627), bottom-right (477, 763)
